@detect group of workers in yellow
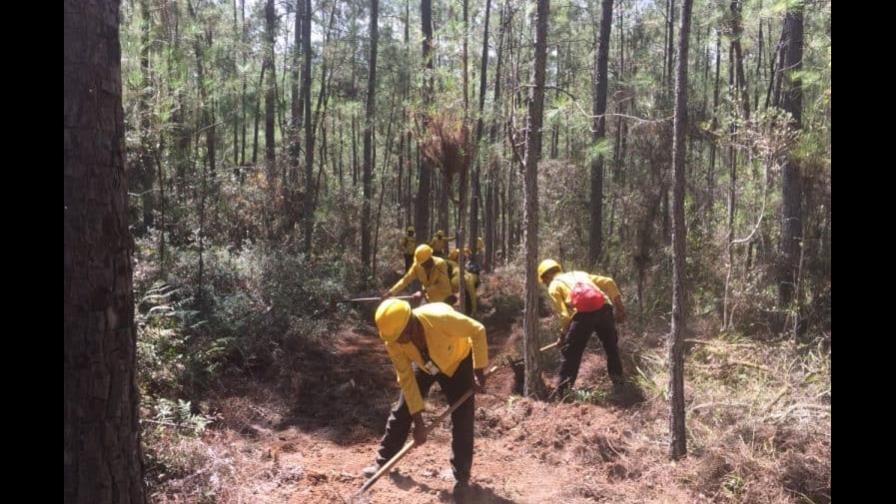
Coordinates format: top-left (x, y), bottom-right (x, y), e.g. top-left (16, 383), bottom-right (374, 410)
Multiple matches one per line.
top-left (391, 226), bottom-right (483, 316)
top-left (362, 226), bottom-right (626, 501)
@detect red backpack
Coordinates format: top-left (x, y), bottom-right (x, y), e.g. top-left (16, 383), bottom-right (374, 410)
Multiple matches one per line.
top-left (562, 272), bottom-right (606, 313)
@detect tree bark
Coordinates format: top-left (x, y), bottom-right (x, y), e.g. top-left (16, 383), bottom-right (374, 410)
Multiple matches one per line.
top-left (302, 0), bottom-right (315, 253)
top-left (361, 0), bottom-right (379, 283)
top-left (64, 0), bottom-right (146, 499)
top-left (415, 0), bottom-right (435, 241)
top-left (264, 0), bottom-right (277, 169)
top-left (669, 0), bottom-right (693, 461)
top-left (523, 0), bottom-right (550, 398)
top-left (778, 4), bottom-right (804, 307)
top-left (588, 0), bottom-right (614, 266)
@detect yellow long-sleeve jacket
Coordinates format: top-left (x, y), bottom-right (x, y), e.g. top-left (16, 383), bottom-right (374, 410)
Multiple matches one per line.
top-left (446, 259), bottom-right (479, 313)
top-left (387, 256), bottom-right (453, 303)
top-left (383, 303), bottom-right (489, 414)
top-left (547, 271), bottom-right (622, 332)
top-left (430, 235), bottom-right (454, 254)
top-left (400, 235), bottom-right (417, 255)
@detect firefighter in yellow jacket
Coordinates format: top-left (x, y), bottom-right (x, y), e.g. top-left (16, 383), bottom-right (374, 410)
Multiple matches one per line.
top-left (538, 259), bottom-right (627, 397)
top-left (383, 244), bottom-right (453, 303)
top-left (363, 299), bottom-right (488, 498)
top-left (430, 230), bottom-right (454, 258)
top-left (447, 249), bottom-right (480, 315)
top-left (399, 226), bottom-right (417, 273)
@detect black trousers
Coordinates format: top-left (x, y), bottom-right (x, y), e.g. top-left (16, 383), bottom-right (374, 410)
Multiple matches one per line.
top-left (444, 292), bottom-right (474, 316)
top-left (556, 306), bottom-right (623, 396)
top-left (376, 353), bottom-right (475, 483)
top-left (404, 254), bottom-right (414, 273)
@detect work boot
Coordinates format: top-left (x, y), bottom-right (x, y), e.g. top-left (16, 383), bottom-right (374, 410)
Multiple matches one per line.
top-left (453, 480), bottom-right (472, 503)
top-left (611, 375), bottom-right (626, 393)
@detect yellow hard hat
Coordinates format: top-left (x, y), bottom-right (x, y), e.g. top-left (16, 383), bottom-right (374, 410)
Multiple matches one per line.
top-left (375, 299), bottom-right (412, 342)
top-left (537, 259), bottom-right (562, 284)
top-left (414, 244), bottom-right (433, 264)
top-left (448, 248), bottom-right (459, 261)
top-left (406, 225), bottom-right (415, 234)
top-left (436, 230), bottom-right (444, 237)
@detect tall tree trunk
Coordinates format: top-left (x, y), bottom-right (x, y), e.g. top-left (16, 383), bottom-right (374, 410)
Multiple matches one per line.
top-left (500, 174), bottom-right (507, 262)
top-left (484, 178), bottom-right (495, 270)
top-left (155, 150), bottom-right (167, 271)
top-left (469, 0), bottom-right (490, 261)
top-left (661, 0), bottom-right (675, 246)
top-left (707, 31), bottom-right (721, 226)
top-left (457, 0), bottom-right (471, 313)
top-left (262, 0), bottom-right (278, 240)
top-left (765, 29), bottom-right (784, 110)
top-left (288, 0), bottom-right (304, 229)
top-left (754, 1), bottom-right (763, 114)
top-left (361, 0), bottom-right (379, 283)
top-left (252, 61), bottom-right (266, 165)
top-left (278, 24), bottom-right (289, 136)
top-left (302, 0), bottom-right (315, 253)
top-left (352, 112), bottom-right (359, 186)
top-left (416, 0), bottom-right (434, 241)
top-left (302, 3), bottom-right (338, 242)
top-left (664, 0), bottom-right (675, 91)
top-left (730, 0), bottom-right (750, 120)
top-left (612, 0), bottom-right (625, 183)
top-left (399, 0), bottom-right (412, 224)
top-left (589, 0), bottom-right (614, 266)
top-left (197, 156), bottom-right (208, 304)
top-left (778, 4), bottom-right (804, 307)
top-left (398, 130), bottom-right (405, 206)
top-left (438, 175), bottom-right (450, 236)
top-left (337, 110), bottom-right (345, 190)
top-left (136, 0), bottom-right (155, 234)
top-left (264, 0), bottom-right (277, 170)
top-left (240, 0), bottom-right (248, 167)
top-left (490, 1), bottom-right (508, 144)
top-left (463, 0), bottom-right (470, 112)
top-left (232, 0), bottom-right (239, 168)
top-left (523, 0), bottom-right (550, 398)
top-left (669, 0), bottom-right (693, 461)
top-left (485, 1), bottom-right (508, 270)
top-left (189, 1), bottom-right (216, 185)
top-left (723, 40), bottom-right (738, 328)
top-left (172, 87), bottom-right (191, 197)
top-left (64, 0), bottom-right (146, 499)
